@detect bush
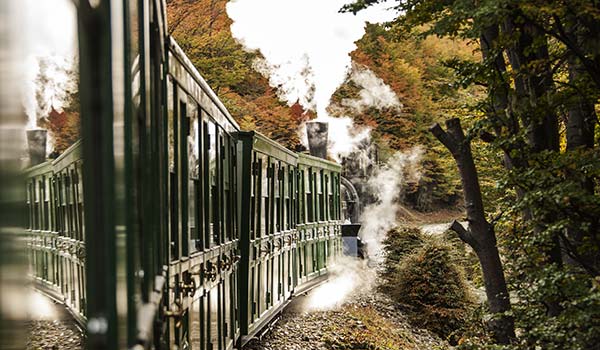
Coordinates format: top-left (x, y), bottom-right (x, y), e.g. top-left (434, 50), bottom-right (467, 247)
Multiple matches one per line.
top-left (383, 227), bottom-right (428, 270)
top-left (384, 228), bottom-right (475, 343)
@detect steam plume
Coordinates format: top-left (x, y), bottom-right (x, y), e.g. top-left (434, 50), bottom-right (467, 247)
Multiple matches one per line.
top-left (341, 64), bottom-right (402, 113)
top-left (20, 0), bottom-right (78, 129)
top-left (359, 147), bottom-right (424, 258)
top-left (304, 148), bottom-right (424, 310)
top-left (227, 0), bottom-right (398, 159)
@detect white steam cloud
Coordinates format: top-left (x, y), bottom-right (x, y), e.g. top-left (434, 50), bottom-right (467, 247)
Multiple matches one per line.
top-left (227, 0), bottom-right (398, 159)
top-left (342, 64), bottom-right (402, 113)
top-left (305, 148), bottom-right (424, 310)
top-left (20, 0), bottom-right (78, 129)
top-left (359, 147), bottom-right (424, 258)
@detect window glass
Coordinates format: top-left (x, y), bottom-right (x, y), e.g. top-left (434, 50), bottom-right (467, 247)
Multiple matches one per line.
top-left (250, 152), bottom-right (257, 239)
top-left (188, 99), bottom-right (200, 252)
top-left (274, 162), bottom-right (280, 232)
top-left (223, 133), bottom-right (232, 242)
top-left (261, 156), bottom-right (269, 236)
top-left (167, 79), bottom-right (175, 173)
top-left (205, 119), bottom-right (217, 248)
top-left (306, 169), bottom-right (313, 223)
top-left (218, 132), bottom-right (224, 244)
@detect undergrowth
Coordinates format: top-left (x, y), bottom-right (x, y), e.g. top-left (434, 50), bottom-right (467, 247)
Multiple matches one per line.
top-left (382, 226), bottom-right (480, 344)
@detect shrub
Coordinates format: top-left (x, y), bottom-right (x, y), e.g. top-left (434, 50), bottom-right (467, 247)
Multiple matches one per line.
top-left (383, 226), bottom-right (428, 273)
top-left (385, 231), bottom-right (475, 343)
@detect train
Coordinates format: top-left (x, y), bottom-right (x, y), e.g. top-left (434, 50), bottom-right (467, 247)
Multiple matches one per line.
top-left (23, 1), bottom-right (351, 349)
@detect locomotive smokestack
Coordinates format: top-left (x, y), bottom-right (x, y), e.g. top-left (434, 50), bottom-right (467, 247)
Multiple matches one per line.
top-left (27, 129), bottom-right (47, 166)
top-left (306, 122), bottom-right (328, 159)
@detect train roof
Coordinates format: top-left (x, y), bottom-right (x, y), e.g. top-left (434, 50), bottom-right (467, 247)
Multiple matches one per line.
top-left (238, 131), bottom-right (298, 164)
top-left (298, 152), bottom-right (341, 172)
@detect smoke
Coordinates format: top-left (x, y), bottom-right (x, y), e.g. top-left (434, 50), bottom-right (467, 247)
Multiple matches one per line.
top-left (359, 147), bottom-right (424, 258)
top-left (20, 0), bottom-right (78, 129)
top-left (341, 64), bottom-right (402, 113)
top-left (227, 0), bottom-right (398, 159)
top-left (304, 147), bottom-right (424, 310)
top-left (305, 256), bottom-right (374, 310)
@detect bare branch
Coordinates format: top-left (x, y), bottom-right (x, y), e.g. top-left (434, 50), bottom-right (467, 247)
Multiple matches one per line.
top-left (450, 220), bottom-right (475, 246)
top-left (429, 123), bottom-right (459, 155)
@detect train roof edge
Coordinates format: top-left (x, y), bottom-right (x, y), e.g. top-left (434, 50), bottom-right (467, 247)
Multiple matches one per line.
top-left (168, 37), bottom-right (240, 130)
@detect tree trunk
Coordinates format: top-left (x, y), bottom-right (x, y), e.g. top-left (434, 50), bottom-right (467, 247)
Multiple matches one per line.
top-left (430, 118), bottom-right (515, 344)
top-left (563, 28), bottom-right (600, 274)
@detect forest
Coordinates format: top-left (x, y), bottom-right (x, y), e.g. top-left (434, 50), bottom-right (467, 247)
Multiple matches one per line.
top-left (165, 1), bottom-right (600, 349)
top-left (39, 0), bottom-right (600, 348)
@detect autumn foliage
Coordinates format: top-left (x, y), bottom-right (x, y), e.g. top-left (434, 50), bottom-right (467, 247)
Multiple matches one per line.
top-left (166, 0), bottom-right (478, 209)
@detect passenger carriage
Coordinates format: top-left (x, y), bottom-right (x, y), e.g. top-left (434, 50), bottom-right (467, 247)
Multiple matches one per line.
top-left (23, 1), bottom-right (343, 349)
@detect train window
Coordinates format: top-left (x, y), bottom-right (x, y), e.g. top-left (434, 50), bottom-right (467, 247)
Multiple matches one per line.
top-left (180, 100), bottom-right (189, 257)
top-left (323, 173), bottom-right (328, 221)
top-left (230, 138), bottom-right (237, 240)
top-left (43, 177), bottom-right (50, 230)
top-left (55, 178), bottom-right (61, 234)
top-left (284, 165), bottom-right (290, 231)
top-left (188, 99), bottom-right (200, 253)
top-left (76, 165), bottom-right (84, 239)
top-left (33, 180), bottom-right (40, 230)
top-left (223, 133), bottom-right (233, 242)
top-left (250, 152), bottom-right (257, 240)
top-left (274, 162), bottom-right (281, 233)
top-left (334, 174), bottom-right (340, 220)
top-left (298, 170), bottom-right (304, 224)
top-left (26, 182), bottom-right (32, 230)
top-left (318, 170), bottom-right (324, 222)
top-left (306, 169), bottom-right (313, 223)
top-left (286, 167), bottom-right (292, 229)
top-left (218, 131), bottom-right (225, 244)
top-left (261, 156), bottom-right (269, 236)
top-left (70, 169), bottom-right (79, 239)
top-left (329, 174), bottom-right (334, 220)
top-left (204, 119), bottom-right (218, 248)
top-left (292, 167), bottom-right (297, 226)
top-left (169, 81), bottom-right (179, 260)
top-left (67, 173), bottom-right (74, 238)
top-left (167, 78), bottom-right (175, 173)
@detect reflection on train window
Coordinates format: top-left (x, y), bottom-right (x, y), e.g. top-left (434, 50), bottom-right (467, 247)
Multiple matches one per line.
top-left (167, 78), bottom-right (175, 173)
top-left (204, 118), bottom-right (217, 248)
top-left (306, 169), bottom-right (313, 223)
top-left (318, 170), bottom-right (324, 221)
top-left (298, 170), bottom-right (304, 224)
top-left (261, 156), bottom-right (269, 236)
top-left (188, 98), bottom-right (200, 253)
top-left (223, 133), bottom-right (232, 242)
top-left (285, 165), bottom-right (291, 231)
top-left (169, 81), bottom-right (179, 260)
top-left (274, 162), bottom-right (280, 232)
top-left (250, 152), bottom-right (257, 239)
top-left (218, 132), bottom-right (225, 244)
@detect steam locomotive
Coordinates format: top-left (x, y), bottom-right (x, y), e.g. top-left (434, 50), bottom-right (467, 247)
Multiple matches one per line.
top-left (23, 1), bottom-right (348, 349)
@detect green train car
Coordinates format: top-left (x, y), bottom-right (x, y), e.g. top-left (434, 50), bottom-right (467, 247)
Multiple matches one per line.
top-left (25, 141), bottom-right (86, 326)
top-left (24, 1), bottom-right (343, 349)
top-left (236, 133), bottom-right (342, 345)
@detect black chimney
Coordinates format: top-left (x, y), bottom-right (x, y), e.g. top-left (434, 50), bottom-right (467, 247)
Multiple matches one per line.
top-left (306, 122), bottom-right (328, 159)
top-left (27, 129), bottom-right (47, 166)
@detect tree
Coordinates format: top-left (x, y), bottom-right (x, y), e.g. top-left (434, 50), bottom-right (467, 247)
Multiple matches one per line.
top-left (430, 118), bottom-right (515, 344)
top-left (344, 0), bottom-right (600, 347)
